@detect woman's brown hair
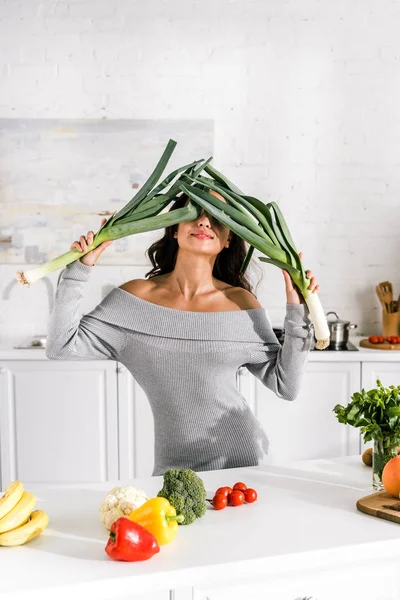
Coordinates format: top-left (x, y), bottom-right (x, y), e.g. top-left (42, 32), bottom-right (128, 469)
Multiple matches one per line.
top-left (145, 193), bottom-right (262, 295)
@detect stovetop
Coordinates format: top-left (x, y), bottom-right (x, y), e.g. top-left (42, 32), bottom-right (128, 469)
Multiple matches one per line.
top-left (272, 329), bottom-right (359, 351)
top-left (314, 341), bottom-right (359, 351)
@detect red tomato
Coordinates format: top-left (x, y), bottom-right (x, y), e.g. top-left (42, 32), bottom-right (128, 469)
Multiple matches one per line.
top-left (386, 337), bottom-right (393, 343)
top-left (212, 493), bottom-right (228, 510)
top-left (229, 490), bottom-right (245, 506)
top-left (232, 482), bottom-right (247, 491)
top-left (369, 336), bottom-right (379, 344)
top-left (215, 487), bottom-right (230, 497)
top-left (377, 336), bottom-right (385, 343)
top-left (244, 488), bottom-right (258, 503)
top-left (223, 486), bottom-right (233, 496)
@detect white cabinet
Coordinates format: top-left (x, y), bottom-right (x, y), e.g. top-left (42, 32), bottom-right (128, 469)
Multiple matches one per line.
top-left (361, 362), bottom-right (400, 390)
top-left (253, 361), bottom-right (361, 463)
top-left (2, 357), bottom-right (400, 487)
top-left (0, 360), bottom-right (118, 485)
top-left (193, 558), bottom-right (400, 600)
top-left (115, 361), bottom-right (364, 478)
top-left (117, 363), bottom-right (155, 479)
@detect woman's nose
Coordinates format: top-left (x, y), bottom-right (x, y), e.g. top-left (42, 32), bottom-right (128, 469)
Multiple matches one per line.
top-left (196, 209), bottom-right (211, 227)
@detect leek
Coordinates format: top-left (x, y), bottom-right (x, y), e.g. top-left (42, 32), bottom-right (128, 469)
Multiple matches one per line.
top-left (16, 140), bottom-right (203, 286)
top-left (178, 183), bottom-right (330, 350)
top-left (16, 139), bottom-right (330, 349)
top-left (16, 203), bottom-right (201, 286)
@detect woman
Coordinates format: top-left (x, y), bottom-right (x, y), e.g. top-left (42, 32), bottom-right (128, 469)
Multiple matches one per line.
top-left (46, 191), bottom-right (319, 475)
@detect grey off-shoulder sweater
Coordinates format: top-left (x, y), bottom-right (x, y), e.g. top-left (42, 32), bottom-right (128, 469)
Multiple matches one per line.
top-left (46, 260), bottom-right (314, 475)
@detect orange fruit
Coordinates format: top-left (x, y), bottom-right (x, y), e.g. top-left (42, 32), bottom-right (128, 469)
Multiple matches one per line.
top-left (382, 456), bottom-right (400, 497)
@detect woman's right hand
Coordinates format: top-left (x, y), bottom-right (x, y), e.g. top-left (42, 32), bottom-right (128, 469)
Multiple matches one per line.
top-left (70, 218), bottom-right (113, 267)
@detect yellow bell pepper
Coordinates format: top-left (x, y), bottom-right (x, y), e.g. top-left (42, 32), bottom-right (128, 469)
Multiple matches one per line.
top-left (129, 497), bottom-right (184, 545)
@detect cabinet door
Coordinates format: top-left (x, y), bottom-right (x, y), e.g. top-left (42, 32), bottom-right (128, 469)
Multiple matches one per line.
top-left (193, 559), bottom-right (399, 600)
top-left (117, 364), bottom-right (155, 479)
top-left (0, 361), bottom-right (118, 487)
top-left (254, 362), bottom-right (361, 463)
top-left (361, 362), bottom-right (400, 390)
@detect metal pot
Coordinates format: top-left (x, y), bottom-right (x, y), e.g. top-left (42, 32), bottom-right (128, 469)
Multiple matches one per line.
top-left (326, 311), bottom-right (357, 347)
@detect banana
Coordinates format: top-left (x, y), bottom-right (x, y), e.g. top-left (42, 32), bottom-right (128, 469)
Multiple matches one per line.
top-left (0, 491), bottom-right (36, 534)
top-left (0, 510), bottom-right (49, 546)
top-left (0, 481), bottom-right (24, 520)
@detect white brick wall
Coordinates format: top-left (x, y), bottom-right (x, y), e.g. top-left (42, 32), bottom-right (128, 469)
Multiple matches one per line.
top-left (1, 0), bottom-right (400, 340)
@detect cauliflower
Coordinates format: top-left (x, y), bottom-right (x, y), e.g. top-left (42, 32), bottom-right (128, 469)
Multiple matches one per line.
top-left (99, 486), bottom-right (149, 530)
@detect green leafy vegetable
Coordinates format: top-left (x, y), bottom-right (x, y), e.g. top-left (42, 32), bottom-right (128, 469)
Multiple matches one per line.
top-left (333, 380), bottom-right (400, 448)
top-left (16, 138), bottom-right (331, 348)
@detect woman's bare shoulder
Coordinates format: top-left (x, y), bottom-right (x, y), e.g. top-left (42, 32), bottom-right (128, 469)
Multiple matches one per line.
top-left (225, 286), bottom-right (263, 310)
top-left (119, 278), bottom-right (155, 297)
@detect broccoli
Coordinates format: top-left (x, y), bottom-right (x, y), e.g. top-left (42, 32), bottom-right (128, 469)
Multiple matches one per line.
top-left (157, 468), bottom-right (207, 525)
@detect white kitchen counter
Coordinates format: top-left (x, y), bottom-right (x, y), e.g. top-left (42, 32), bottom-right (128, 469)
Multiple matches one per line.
top-left (1, 335), bottom-right (400, 361)
top-left (2, 456), bottom-right (400, 600)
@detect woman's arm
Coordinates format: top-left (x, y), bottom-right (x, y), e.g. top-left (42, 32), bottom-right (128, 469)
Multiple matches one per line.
top-left (46, 260), bottom-right (127, 361)
top-left (245, 251), bottom-right (319, 399)
top-left (244, 303), bottom-right (314, 402)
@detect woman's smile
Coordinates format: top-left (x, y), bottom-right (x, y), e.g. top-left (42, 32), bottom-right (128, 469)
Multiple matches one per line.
top-left (191, 231), bottom-right (214, 240)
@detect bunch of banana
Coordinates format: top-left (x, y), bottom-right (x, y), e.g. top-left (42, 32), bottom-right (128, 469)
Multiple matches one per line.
top-left (0, 480), bottom-right (49, 546)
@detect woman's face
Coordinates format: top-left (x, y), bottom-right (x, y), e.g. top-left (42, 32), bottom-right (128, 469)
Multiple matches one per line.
top-left (173, 191), bottom-right (232, 256)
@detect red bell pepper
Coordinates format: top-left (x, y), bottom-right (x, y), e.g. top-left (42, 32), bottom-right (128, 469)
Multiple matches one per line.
top-left (105, 517), bottom-right (160, 562)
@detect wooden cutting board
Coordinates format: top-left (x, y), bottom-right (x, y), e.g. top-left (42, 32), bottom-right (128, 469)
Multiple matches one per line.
top-left (357, 491), bottom-right (400, 523)
top-left (360, 338), bottom-right (400, 350)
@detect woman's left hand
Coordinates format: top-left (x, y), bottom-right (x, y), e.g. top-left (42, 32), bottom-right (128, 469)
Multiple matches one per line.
top-left (282, 252), bottom-right (320, 305)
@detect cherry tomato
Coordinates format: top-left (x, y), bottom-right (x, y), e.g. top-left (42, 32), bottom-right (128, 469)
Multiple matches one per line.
top-left (244, 488), bottom-right (258, 503)
top-left (229, 490), bottom-right (245, 506)
top-left (212, 493), bottom-right (228, 510)
top-left (377, 336), bottom-right (385, 343)
top-left (386, 336), bottom-right (393, 343)
top-left (369, 336), bottom-right (379, 344)
top-left (215, 487), bottom-right (230, 497)
top-left (224, 486), bottom-right (233, 496)
top-left (232, 482), bottom-right (247, 491)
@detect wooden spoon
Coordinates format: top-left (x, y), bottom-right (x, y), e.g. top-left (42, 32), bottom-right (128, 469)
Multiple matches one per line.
top-left (376, 285), bottom-right (389, 313)
top-left (378, 281), bottom-right (393, 312)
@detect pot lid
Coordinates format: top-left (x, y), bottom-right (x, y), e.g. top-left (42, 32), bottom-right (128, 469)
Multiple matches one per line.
top-left (326, 311), bottom-right (350, 325)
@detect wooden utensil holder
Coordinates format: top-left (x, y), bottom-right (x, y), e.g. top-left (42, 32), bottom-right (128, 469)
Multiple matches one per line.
top-left (382, 311), bottom-right (400, 336)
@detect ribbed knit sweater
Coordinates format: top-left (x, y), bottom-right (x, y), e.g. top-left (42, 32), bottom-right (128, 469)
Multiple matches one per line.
top-left (46, 260), bottom-right (314, 475)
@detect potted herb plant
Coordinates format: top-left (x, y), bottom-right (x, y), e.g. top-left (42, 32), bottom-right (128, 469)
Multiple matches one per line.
top-left (333, 380), bottom-right (400, 490)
